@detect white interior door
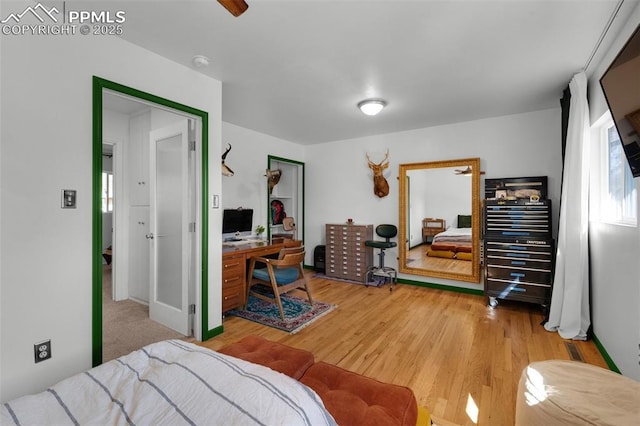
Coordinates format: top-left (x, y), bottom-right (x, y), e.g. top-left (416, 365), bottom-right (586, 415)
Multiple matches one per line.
top-left (148, 119), bottom-right (192, 335)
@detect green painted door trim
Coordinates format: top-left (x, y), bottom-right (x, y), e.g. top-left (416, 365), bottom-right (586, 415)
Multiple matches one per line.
top-left (204, 325), bottom-right (224, 340)
top-left (266, 155), bottom-right (305, 243)
top-left (92, 76), bottom-right (209, 367)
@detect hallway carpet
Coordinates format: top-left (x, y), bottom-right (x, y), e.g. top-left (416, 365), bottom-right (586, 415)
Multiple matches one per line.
top-left (102, 265), bottom-right (187, 362)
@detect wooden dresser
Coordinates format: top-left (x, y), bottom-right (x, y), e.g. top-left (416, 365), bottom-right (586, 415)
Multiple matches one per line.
top-left (222, 242), bottom-right (283, 313)
top-left (422, 218), bottom-right (445, 243)
top-left (325, 224), bottom-right (373, 283)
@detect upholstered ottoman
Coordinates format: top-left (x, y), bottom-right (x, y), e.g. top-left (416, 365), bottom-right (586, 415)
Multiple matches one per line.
top-left (300, 361), bottom-right (419, 426)
top-left (218, 335), bottom-right (315, 380)
top-left (516, 360), bottom-right (640, 425)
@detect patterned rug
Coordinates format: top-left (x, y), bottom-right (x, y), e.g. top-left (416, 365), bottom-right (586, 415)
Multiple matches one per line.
top-left (227, 293), bottom-right (336, 334)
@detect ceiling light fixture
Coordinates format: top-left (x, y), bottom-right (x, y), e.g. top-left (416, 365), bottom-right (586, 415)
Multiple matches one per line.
top-left (192, 55), bottom-right (210, 68)
top-left (357, 99), bottom-right (387, 116)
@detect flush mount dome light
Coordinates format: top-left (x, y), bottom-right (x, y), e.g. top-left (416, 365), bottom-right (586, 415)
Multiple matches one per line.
top-left (358, 99), bottom-right (387, 116)
top-left (192, 55), bottom-right (210, 68)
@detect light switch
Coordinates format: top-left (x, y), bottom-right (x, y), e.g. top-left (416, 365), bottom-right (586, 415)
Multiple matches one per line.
top-left (62, 189), bottom-right (77, 209)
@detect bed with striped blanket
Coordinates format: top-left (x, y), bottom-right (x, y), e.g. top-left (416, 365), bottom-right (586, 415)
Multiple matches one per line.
top-left (2, 340), bottom-right (336, 426)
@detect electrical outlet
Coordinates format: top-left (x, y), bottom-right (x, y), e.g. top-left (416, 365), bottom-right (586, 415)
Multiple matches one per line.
top-left (34, 340), bottom-right (51, 363)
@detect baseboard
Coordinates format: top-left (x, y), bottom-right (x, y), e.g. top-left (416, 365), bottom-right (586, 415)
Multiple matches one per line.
top-left (398, 277), bottom-right (484, 296)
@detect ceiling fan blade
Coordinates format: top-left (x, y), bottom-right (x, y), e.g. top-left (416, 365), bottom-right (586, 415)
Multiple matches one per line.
top-left (218, 0), bottom-right (249, 17)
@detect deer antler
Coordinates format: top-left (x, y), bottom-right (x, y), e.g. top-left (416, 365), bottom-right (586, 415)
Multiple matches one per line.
top-left (222, 144), bottom-right (232, 160)
top-left (221, 144), bottom-right (234, 176)
top-left (366, 152), bottom-right (374, 166)
top-left (380, 149), bottom-right (389, 165)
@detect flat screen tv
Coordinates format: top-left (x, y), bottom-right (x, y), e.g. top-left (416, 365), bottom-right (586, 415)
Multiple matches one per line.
top-left (600, 23), bottom-right (640, 178)
top-left (222, 208), bottom-right (253, 239)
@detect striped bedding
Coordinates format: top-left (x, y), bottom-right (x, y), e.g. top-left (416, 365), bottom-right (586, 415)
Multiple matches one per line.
top-left (2, 340), bottom-right (336, 426)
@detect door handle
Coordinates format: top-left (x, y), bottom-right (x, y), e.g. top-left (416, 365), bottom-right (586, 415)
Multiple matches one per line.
top-left (145, 233), bottom-right (154, 240)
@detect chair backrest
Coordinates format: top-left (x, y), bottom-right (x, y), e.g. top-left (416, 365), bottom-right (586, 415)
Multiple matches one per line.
top-left (376, 224), bottom-right (397, 241)
top-left (283, 239), bottom-right (302, 248)
top-left (277, 247), bottom-right (306, 267)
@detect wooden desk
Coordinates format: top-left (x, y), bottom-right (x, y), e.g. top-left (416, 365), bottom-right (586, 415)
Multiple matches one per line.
top-left (222, 242), bottom-right (283, 313)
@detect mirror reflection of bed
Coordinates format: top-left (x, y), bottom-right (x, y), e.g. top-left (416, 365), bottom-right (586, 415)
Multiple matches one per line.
top-left (406, 215), bottom-right (473, 275)
top-left (399, 158), bottom-right (481, 283)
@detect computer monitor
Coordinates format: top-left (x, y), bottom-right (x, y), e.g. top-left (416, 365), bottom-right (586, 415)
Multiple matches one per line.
top-left (222, 208), bottom-right (253, 240)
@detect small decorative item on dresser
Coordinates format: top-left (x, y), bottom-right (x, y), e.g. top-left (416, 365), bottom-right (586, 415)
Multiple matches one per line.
top-left (347, 218), bottom-right (353, 224)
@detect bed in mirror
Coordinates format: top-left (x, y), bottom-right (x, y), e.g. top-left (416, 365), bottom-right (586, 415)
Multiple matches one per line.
top-left (398, 158), bottom-right (481, 283)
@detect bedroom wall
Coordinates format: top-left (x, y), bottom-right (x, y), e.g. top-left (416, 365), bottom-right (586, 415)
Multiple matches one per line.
top-left (220, 122), bottom-right (305, 231)
top-left (304, 108), bottom-right (563, 290)
top-left (0, 31), bottom-right (222, 403)
top-left (586, 2), bottom-right (640, 381)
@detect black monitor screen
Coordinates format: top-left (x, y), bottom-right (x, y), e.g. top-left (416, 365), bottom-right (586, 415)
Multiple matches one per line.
top-left (222, 209), bottom-right (253, 234)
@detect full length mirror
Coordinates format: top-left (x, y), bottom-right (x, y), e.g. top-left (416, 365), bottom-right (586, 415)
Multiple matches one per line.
top-left (398, 158), bottom-right (481, 283)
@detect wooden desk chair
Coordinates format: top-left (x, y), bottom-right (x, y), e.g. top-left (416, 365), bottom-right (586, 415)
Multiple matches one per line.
top-left (247, 246), bottom-right (314, 320)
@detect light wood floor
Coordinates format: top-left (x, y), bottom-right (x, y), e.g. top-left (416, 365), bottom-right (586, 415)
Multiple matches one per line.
top-left (199, 272), bottom-right (608, 426)
top-left (407, 244), bottom-right (472, 275)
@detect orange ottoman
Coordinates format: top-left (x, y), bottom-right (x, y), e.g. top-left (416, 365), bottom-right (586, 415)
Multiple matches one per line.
top-left (300, 362), bottom-right (418, 426)
top-left (218, 335), bottom-right (314, 380)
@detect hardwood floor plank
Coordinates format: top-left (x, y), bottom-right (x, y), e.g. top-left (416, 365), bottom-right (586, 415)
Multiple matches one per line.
top-left (198, 272), bottom-right (609, 426)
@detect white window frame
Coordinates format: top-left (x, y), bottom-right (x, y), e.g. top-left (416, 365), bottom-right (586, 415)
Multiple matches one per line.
top-left (102, 171), bottom-right (114, 213)
top-left (597, 113), bottom-right (637, 227)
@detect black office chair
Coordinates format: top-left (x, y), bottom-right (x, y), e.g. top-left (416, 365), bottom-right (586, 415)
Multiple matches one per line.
top-left (364, 224), bottom-right (398, 291)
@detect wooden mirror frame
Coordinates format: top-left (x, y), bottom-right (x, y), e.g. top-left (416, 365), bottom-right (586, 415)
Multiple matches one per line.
top-left (398, 157), bottom-right (481, 283)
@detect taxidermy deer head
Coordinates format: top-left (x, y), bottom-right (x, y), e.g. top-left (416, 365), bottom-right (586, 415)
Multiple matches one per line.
top-left (366, 149), bottom-right (390, 198)
top-left (221, 144), bottom-right (234, 176)
top-left (265, 169), bottom-right (282, 194)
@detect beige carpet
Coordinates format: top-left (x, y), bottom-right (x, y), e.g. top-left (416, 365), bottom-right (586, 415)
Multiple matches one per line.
top-left (102, 265), bottom-right (188, 362)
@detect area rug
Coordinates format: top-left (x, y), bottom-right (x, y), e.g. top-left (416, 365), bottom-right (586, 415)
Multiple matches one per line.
top-left (227, 293), bottom-right (336, 334)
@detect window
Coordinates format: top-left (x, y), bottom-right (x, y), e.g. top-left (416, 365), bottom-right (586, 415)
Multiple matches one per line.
top-left (600, 117), bottom-right (637, 226)
top-left (102, 172), bottom-right (113, 213)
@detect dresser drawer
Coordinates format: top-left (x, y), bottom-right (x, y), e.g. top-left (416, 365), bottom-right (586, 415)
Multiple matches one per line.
top-left (485, 278), bottom-right (550, 304)
top-left (223, 253), bottom-right (245, 274)
top-left (222, 256), bottom-right (246, 288)
top-left (486, 264), bottom-right (551, 284)
top-left (222, 253), bottom-right (246, 312)
top-left (485, 255), bottom-right (552, 269)
top-left (485, 200), bottom-right (552, 238)
top-left (222, 283), bottom-right (244, 312)
top-left (325, 224), bottom-right (373, 283)
top-left (486, 239), bottom-right (552, 254)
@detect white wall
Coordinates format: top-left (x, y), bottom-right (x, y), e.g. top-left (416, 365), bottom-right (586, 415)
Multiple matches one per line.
top-left (305, 108), bottom-right (563, 290)
top-left (587, 2), bottom-right (640, 381)
top-left (103, 108), bottom-right (130, 291)
top-left (0, 33), bottom-right (222, 403)
top-left (220, 122), bottom-right (305, 231)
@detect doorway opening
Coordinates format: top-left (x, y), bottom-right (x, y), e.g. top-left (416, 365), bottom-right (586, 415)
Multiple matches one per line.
top-left (92, 77), bottom-right (209, 366)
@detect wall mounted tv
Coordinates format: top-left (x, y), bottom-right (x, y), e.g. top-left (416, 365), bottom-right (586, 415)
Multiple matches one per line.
top-left (600, 23), bottom-right (640, 178)
top-left (222, 208), bottom-right (253, 237)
